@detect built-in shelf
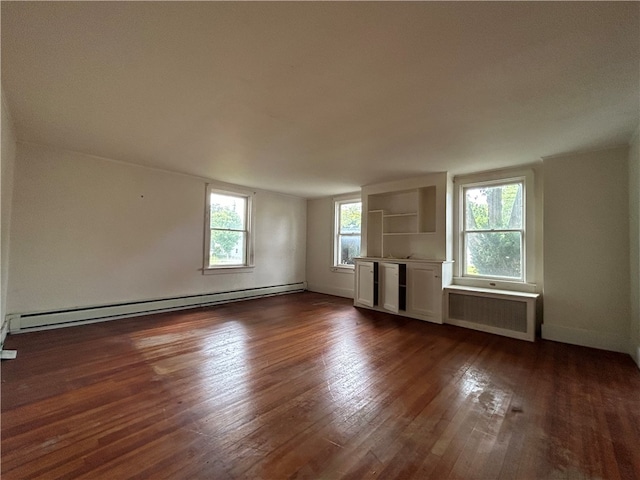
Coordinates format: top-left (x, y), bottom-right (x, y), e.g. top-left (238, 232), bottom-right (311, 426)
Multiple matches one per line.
top-left (366, 185), bottom-right (438, 258)
top-left (418, 186), bottom-right (436, 233)
top-left (362, 173), bottom-right (450, 261)
top-left (367, 210), bottom-right (383, 258)
top-left (383, 232), bottom-right (425, 236)
top-left (383, 212), bottom-right (417, 218)
top-left (357, 173), bottom-right (453, 325)
top-left (399, 263), bottom-right (407, 311)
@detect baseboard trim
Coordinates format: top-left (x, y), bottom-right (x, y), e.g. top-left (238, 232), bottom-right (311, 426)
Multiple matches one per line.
top-left (306, 283), bottom-right (354, 299)
top-left (9, 283), bottom-right (305, 333)
top-left (541, 323), bottom-right (629, 354)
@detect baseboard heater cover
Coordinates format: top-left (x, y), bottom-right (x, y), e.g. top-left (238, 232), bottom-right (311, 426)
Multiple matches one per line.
top-left (8, 283), bottom-right (305, 333)
top-left (444, 286), bottom-right (539, 342)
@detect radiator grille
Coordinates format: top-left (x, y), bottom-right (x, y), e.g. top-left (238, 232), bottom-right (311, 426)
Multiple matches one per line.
top-left (448, 293), bottom-right (528, 333)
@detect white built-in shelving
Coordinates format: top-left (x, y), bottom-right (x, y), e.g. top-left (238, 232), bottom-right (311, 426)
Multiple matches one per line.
top-left (365, 184), bottom-right (440, 259)
top-left (355, 172), bottom-right (453, 323)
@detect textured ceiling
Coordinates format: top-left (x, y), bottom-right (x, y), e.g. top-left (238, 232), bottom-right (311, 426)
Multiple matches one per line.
top-left (2, 2), bottom-right (639, 198)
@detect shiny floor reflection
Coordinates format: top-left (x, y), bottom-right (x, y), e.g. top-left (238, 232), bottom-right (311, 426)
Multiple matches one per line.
top-left (2, 292), bottom-right (639, 479)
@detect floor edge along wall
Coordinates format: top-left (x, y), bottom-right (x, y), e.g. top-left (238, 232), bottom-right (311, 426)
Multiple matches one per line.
top-left (7, 283), bottom-right (305, 333)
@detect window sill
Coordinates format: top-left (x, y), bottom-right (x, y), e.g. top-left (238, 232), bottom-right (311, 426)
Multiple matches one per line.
top-left (331, 265), bottom-right (355, 274)
top-left (203, 265), bottom-right (255, 275)
top-left (452, 276), bottom-right (537, 293)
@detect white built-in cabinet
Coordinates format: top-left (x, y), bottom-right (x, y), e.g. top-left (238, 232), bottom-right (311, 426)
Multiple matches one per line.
top-left (354, 258), bottom-right (452, 323)
top-left (355, 261), bottom-right (376, 308)
top-left (406, 261), bottom-right (441, 319)
top-left (354, 173), bottom-right (453, 323)
top-left (354, 172), bottom-right (539, 340)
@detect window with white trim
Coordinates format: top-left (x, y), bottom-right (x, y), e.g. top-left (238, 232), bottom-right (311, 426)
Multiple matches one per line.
top-left (462, 180), bottom-right (524, 280)
top-left (334, 198), bottom-right (362, 268)
top-left (455, 170), bottom-right (535, 288)
top-left (205, 185), bottom-right (253, 270)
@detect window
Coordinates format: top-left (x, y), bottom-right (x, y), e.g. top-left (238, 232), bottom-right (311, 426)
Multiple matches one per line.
top-left (462, 180), bottom-right (524, 280)
top-left (205, 186), bottom-right (253, 270)
top-left (455, 169), bottom-right (535, 288)
top-left (334, 198), bottom-right (362, 268)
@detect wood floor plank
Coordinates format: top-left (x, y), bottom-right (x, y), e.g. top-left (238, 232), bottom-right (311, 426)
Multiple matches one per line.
top-left (2, 292), bottom-right (640, 479)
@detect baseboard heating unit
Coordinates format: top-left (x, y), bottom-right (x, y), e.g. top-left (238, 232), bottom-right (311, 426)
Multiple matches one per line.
top-left (8, 283), bottom-right (305, 333)
top-left (444, 285), bottom-right (539, 342)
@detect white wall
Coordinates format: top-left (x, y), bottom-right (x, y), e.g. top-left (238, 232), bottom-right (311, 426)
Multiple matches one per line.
top-left (629, 129), bottom-right (640, 367)
top-left (542, 146), bottom-right (630, 352)
top-left (1, 91), bottom-right (17, 345)
top-left (7, 143), bottom-right (306, 314)
top-left (306, 196), bottom-right (358, 298)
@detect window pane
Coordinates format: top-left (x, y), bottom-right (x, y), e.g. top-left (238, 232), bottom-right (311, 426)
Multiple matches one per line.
top-left (210, 193), bottom-right (246, 230)
top-left (465, 183), bottom-right (522, 230)
top-left (339, 235), bottom-right (360, 265)
top-left (340, 202), bottom-right (361, 234)
top-left (465, 231), bottom-right (522, 278)
top-left (210, 230), bottom-right (246, 265)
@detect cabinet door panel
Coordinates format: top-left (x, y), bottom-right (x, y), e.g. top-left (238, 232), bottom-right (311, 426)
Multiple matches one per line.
top-left (381, 263), bottom-right (400, 313)
top-left (356, 262), bottom-right (375, 307)
top-left (407, 264), bottom-right (441, 319)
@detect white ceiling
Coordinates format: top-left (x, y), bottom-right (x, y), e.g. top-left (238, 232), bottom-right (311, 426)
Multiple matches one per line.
top-left (2, 2), bottom-right (639, 198)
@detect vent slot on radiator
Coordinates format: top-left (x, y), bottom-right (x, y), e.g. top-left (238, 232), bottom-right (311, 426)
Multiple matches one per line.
top-left (449, 293), bottom-right (527, 333)
top-left (444, 286), bottom-right (539, 342)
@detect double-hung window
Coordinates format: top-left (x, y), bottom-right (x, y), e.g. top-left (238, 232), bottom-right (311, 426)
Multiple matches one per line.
top-left (205, 185), bottom-right (253, 270)
top-left (455, 169), bottom-right (535, 288)
top-left (462, 180), bottom-right (524, 280)
top-left (334, 198), bottom-right (362, 268)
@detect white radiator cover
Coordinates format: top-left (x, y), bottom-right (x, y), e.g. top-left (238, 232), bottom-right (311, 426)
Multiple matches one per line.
top-left (8, 283), bottom-right (305, 333)
top-left (444, 286), bottom-right (539, 342)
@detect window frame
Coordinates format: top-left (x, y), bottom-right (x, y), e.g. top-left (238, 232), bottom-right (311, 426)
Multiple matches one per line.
top-left (454, 169), bottom-right (536, 291)
top-left (333, 195), bottom-right (362, 271)
top-left (203, 184), bottom-right (255, 273)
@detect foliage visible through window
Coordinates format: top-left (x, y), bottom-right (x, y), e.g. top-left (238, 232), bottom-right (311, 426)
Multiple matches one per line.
top-left (463, 181), bottom-right (523, 279)
top-left (336, 200), bottom-right (362, 266)
top-left (208, 192), bottom-right (248, 267)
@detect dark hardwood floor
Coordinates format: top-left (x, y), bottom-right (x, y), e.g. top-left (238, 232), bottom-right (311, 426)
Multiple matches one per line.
top-left (2, 291), bottom-right (639, 479)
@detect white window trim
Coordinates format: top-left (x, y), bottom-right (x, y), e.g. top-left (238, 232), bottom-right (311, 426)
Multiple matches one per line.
top-left (453, 168), bottom-right (536, 293)
top-left (332, 194), bottom-right (362, 272)
top-left (203, 184), bottom-right (255, 274)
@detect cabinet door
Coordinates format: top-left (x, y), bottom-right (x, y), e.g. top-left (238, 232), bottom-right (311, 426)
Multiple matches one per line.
top-left (407, 263), bottom-right (442, 321)
top-left (381, 262), bottom-right (400, 313)
top-left (355, 261), bottom-right (375, 307)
